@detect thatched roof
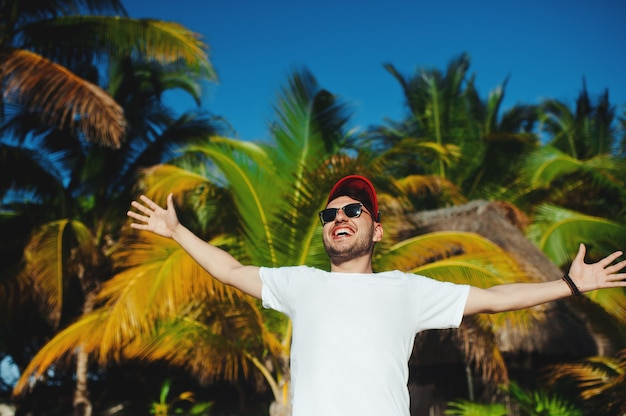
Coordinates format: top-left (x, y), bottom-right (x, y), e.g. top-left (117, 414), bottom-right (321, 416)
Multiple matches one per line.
top-left (397, 200), bottom-right (600, 358)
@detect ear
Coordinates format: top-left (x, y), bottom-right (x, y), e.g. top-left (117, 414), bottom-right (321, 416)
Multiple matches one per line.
top-left (372, 222), bottom-right (384, 243)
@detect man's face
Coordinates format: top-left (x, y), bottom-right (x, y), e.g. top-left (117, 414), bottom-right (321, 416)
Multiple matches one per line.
top-left (321, 196), bottom-right (382, 263)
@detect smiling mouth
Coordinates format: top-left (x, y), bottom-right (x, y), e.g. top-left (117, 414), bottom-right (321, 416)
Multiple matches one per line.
top-left (332, 227), bottom-right (353, 238)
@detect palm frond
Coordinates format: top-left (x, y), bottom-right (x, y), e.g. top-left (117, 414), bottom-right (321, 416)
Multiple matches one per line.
top-left (0, 143), bottom-right (65, 201)
top-left (267, 172), bottom-right (329, 268)
top-left (544, 350), bottom-right (626, 413)
top-left (23, 219), bottom-right (98, 328)
top-left (15, 231), bottom-right (269, 390)
top-left (376, 231), bottom-right (523, 280)
top-left (456, 318), bottom-right (510, 387)
top-left (270, 68), bottom-right (350, 168)
top-left (584, 288), bottom-right (626, 326)
top-left (445, 400), bottom-right (507, 416)
top-left (135, 164), bottom-right (212, 206)
top-left (109, 231), bottom-right (248, 316)
top-left (522, 146), bottom-right (626, 199)
top-left (1, 49), bottom-right (126, 147)
top-left (266, 69), bottom-right (353, 265)
top-left (395, 174), bottom-right (466, 208)
top-left (185, 137), bottom-right (281, 266)
top-left (23, 16), bottom-right (215, 79)
top-left (582, 154), bottom-right (626, 191)
top-left (123, 298), bottom-right (284, 384)
top-left (13, 310), bottom-right (111, 395)
top-left (506, 381), bottom-right (583, 416)
top-left (527, 204), bottom-right (626, 266)
top-left (521, 146), bottom-right (582, 189)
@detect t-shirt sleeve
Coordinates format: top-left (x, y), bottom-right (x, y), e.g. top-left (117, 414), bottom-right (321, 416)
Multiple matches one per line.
top-left (412, 277), bottom-right (470, 332)
top-left (260, 266), bottom-right (293, 316)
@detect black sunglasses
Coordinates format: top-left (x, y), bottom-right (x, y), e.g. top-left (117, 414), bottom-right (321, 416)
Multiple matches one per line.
top-left (319, 203), bottom-right (372, 225)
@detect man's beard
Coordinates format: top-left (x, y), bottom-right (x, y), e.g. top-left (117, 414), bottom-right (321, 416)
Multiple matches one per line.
top-left (323, 230), bottom-right (375, 264)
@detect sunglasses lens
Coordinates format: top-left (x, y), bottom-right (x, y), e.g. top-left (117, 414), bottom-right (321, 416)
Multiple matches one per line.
top-left (344, 203), bottom-right (362, 218)
top-left (320, 209), bottom-right (337, 224)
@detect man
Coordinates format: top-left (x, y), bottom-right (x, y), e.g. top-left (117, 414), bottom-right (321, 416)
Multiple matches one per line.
top-left (127, 175), bottom-right (626, 416)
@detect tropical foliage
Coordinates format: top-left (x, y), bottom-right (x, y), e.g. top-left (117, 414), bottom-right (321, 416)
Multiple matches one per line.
top-left (1, 6), bottom-right (625, 414)
top-left (543, 349), bottom-right (626, 416)
top-left (445, 382), bottom-right (583, 416)
top-left (12, 68), bottom-right (358, 414)
top-left (0, 0), bottom-right (218, 414)
top-left (150, 379), bottom-right (213, 416)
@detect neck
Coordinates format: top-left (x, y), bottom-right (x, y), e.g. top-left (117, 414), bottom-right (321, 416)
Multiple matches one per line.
top-left (330, 255), bottom-right (373, 274)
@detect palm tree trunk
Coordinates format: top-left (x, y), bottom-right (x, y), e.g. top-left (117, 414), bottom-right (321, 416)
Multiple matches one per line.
top-left (269, 401), bottom-right (292, 416)
top-left (73, 345), bottom-right (92, 416)
top-left (464, 364), bottom-right (474, 401)
top-left (73, 263), bottom-right (98, 416)
top-left (247, 352), bottom-right (292, 416)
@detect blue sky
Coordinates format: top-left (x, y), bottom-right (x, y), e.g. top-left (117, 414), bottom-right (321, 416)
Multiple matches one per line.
top-left (123, 0), bottom-right (626, 141)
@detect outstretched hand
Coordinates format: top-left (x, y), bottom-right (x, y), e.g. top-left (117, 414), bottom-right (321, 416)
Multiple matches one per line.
top-left (127, 193), bottom-right (179, 238)
top-left (569, 243), bottom-right (626, 293)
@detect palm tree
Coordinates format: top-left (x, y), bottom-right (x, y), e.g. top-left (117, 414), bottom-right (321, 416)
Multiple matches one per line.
top-left (460, 79), bottom-right (538, 200)
top-left (511, 87), bottom-right (626, 336)
top-left (540, 80), bottom-right (615, 160)
top-left (4, 47), bottom-right (218, 415)
top-left (469, 84), bottom-right (626, 412)
top-left (511, 83), bottom-right (626, 259)
top-left (512, 82), bottom-right (626, 220)
top-left (370, 62), bottom-right (626, 407)
top-left (13, 68), bottom-right (356, 415)
top-left (0, 0), bottom-right (214, 147)
top-left (377, 54), bottom-right (539, 202)
top-left (380, 53), bottom-right (472, 180)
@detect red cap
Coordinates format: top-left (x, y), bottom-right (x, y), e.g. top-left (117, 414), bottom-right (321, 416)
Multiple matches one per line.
top-left (327, 175), bottom-right (380, 222)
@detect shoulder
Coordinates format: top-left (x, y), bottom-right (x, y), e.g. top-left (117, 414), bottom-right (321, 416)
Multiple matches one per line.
top-left (260, 265), bottom-right (325, 281)
top-left (377, 270), bottom-right (458, 285)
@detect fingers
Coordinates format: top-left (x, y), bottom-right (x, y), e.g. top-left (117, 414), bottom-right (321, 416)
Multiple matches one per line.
top-left (574, 244), bottom-right (623, 271)
top-left (599, 250), bottom-right (625, 268)
top-left (604, 258), bottom-right (626, 275)
top-left (127, 209), bottom-right (148, 222)
top-left (128, 222), bottom-right (146, 230)
top-left (129, 199), bottom-right (154, 216)
top-left (127, 195), bottom-right (160, 226)
top-left (139, 195), bottom-right (161, 210)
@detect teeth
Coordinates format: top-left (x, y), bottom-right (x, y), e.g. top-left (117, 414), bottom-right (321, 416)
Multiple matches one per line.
top-left (334, 228), bottom-right (352, 237)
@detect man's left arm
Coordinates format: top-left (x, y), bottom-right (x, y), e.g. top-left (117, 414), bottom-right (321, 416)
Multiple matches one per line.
top-left (464, 244), bottom-right (626, 316)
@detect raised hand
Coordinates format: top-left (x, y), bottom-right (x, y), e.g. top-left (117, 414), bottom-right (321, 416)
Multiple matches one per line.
top-left (127, 193), bottom-right (179, 238)
top-left (568, 243), bottom-right (626, 293)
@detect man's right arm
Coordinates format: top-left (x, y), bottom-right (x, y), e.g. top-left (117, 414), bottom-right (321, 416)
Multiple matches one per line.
top-left (128, 193), bottom-right (262, 299)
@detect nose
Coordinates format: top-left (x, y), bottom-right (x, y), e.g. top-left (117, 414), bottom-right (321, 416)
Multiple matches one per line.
top-left (334, 207), bottom-right (349, 222)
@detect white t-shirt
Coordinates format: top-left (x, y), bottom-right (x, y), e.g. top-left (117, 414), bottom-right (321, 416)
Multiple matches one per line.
top-left (260, 266), bottom-right (470, 416)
